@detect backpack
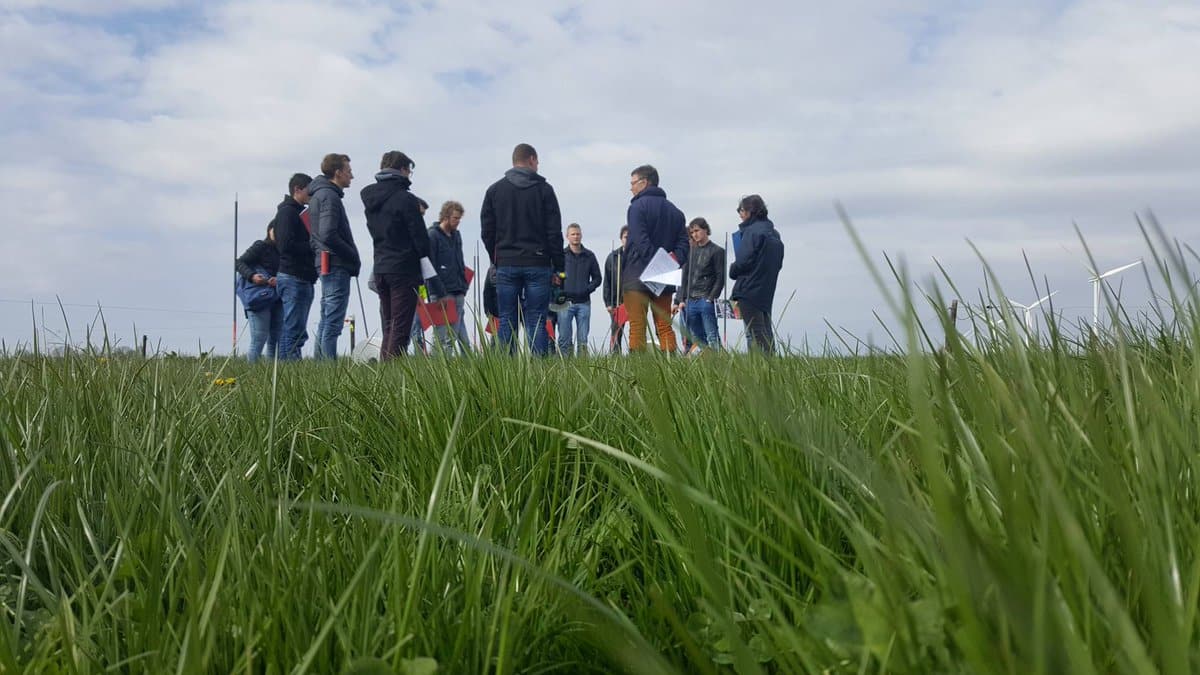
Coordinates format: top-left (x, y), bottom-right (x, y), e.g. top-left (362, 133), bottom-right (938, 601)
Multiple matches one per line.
top-left (236, 266), bottom-right (279, 312)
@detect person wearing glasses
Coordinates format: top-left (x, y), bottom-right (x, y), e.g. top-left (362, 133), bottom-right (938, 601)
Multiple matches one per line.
top-left (622, 164), bottom-right (689, 353)
top-left (729, 195), bottom-right (784, 354)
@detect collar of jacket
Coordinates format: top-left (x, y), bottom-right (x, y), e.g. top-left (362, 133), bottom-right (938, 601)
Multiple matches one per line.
top-left (282, 195), bottom-right (302, 210)
top-left (564, 245), bottom-right (591, 256)
top-left (374, 169), bottom-right (412, 189)
top-left (630, 186), bottom-right (667, 203)
top-left (739, 216), bottom-right (773, 231)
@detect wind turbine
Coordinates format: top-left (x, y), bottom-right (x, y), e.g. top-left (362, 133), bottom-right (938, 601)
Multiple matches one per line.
top-left (1089, 260), bottom-right (1142, 331)
top-left (1008, 291), bottom-right (1057, 334)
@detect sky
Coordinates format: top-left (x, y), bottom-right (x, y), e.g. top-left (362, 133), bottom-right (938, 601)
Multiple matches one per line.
top-left (1, 0), bottom-right (1198, 355)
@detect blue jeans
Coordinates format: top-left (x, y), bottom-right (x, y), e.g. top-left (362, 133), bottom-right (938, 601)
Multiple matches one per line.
top-left (685, 299), bottom-right (721, 349)
top-left (316, 267), bottom-right (351, 360)
top-left (276, 273), bottom-right (314, 360)
top-left (556, 302), bottom-right (591, 355)
top-left (433, 293), bottom-right (471, 355)
top-left (411, 308), bottom-right (426, 354)
top-left (246, 300), bottom-right (283, 363)
top-left (497, 266), bottom-right (552, 356)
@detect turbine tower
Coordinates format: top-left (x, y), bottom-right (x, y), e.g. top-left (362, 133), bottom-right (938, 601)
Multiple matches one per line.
top-left (1089, 260), bottom-right (1142, 331)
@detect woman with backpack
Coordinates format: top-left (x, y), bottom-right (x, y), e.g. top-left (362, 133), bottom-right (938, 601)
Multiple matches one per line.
top-left (236, 222), bottom-right (283, 363)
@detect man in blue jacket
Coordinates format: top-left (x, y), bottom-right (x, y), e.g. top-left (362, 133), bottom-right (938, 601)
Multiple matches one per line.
top-left (556, 223), bottom-right (602, 356)
top-left (481, 143), bottom-right (564, 356)
top-left (308, 153), bottom-right (359, 360)
top-left (623, 164), bottom-right (688, 353)
top-left (729, 194), bottom-right (785, 354)
top-left (428, 200), bottom-right (471, 355)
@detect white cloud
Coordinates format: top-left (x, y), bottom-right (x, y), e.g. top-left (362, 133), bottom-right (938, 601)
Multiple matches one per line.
top-left (1, 0), bottom-right (1198, 353)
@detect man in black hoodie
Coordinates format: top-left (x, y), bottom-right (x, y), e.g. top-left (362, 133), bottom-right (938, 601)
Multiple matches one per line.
top-left (361, 150), bottom-right (430, 360)
top-left (273, 172), bottom-right (314, 360)
top-left (480, 143), bottom-right (564, 356)
top-left (309, 153), bottom-right (360, 360)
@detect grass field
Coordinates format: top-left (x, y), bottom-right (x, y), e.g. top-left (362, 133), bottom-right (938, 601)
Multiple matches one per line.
top-left (3, 231), bottom-right (1199, 673)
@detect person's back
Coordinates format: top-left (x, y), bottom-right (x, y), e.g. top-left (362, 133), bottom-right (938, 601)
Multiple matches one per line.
top-left (481, 143), bottom-right (564, 356)
top-left (274, 173), bottom-right (314, 360)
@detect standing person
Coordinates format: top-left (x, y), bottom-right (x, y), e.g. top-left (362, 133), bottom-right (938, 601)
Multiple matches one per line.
top-left (556, 223), bottom-right (602, 356)
top-left (428, 200), bottom-right (471, 355)
top-left (729, 194), bottom-right (785, 354)
top-left (308, 153), bottom-right (360, 360)
top-left (482, 266), bottom-right (499, 348)
top-left (235, 223), bottom-right (283, 363)
top-left (361, 150), bottom-right (429, 360)
top-left (410, 197), bottom-right (430, 354)
top-left (273, 172), bottom-right (314, 360)
top-left (674, 217), bottom-right (726, 353)
top-left (603, 226), bottom-right (629, 353)
top-left (480, 143), bottom-right (564, 356)
top-left (623, 164), bottom-right (688, 354)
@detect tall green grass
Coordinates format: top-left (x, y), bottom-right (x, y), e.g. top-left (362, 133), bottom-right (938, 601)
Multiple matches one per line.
top-left (2, 219), bottom-right (1198, 673)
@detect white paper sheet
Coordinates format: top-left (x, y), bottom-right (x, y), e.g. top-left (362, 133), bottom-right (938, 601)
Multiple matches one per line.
top-left (640, 248), bottom-right (680, 296)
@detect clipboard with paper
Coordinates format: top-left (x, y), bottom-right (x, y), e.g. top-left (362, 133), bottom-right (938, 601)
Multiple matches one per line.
top-left (640, 248), bottom-right (682, 296)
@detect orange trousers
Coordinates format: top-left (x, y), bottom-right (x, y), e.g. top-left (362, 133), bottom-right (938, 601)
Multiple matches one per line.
top-left (625, 290), bottom-right (678, 353)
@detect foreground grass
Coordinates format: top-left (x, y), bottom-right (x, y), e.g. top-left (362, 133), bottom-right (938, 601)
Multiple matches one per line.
top-left (3, 221), bottom-right (1200, 673)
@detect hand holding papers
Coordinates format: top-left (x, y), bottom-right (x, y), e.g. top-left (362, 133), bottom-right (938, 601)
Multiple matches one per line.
top-left (640, 248), bottom-right (682, 296)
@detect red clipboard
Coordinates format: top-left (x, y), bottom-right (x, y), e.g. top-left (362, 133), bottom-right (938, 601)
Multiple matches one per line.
top-left (300, 208), bottom-right (311, 233)
top-left (614, 304), bottom-right (628, 327)
top-left (416, 296), bottom-right (458, 330)
top-left (465, 266), bottom-right (475, 286)
top-left (485, 316), bottom-right (500, 335)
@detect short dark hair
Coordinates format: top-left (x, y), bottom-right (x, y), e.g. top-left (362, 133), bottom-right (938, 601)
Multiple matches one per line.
top-left (512, 143), bottom-right (538, 164)
top-left (688, 217), bottom-right (710, 234)
top-left (620, 225), bottom-right (629, 238)
top-left (738, 194), bottom-right (768, 221)
top-left (631, 164), bottom-right (659, 187)
top-left (320, 153), bottom-right (350, 178)
top-left (380, 150), bottom-right (414, 172)
top-left (288, 173), bottom-right (312, 196)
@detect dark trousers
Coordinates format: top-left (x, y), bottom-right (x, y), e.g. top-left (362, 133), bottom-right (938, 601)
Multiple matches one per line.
top-left (377, 273), bottom-right (420, 361)
top-left (740, 302), bottom-right (775, 354)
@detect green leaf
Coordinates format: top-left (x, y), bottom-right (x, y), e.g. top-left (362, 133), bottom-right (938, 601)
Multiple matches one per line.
top-left (400, 657), bottom-right (439, 675)
top-left (341, 657), bottom-right (393, 675)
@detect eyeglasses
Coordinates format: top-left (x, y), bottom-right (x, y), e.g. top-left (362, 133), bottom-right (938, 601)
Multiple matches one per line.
top-left (630, 177), bottom-right (646, 187)
top-left (736, 207), bottom-right (745, 214)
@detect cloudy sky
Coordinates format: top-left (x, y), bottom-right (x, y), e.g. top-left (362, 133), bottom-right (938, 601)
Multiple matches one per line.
top-left (2, 0), bottom-right (1197, 355)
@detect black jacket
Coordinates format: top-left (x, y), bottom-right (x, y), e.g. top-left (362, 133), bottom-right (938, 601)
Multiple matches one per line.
top-left (561, 246), bottom-right (602, 303)
top-left (273, 195), bottom-right (316, 282)
top-left (481, 167), bottom-right (564, 270)
top-left (483, 267), bottom-right (498, 318)
top-left (623, 186), bottom-right (688, 293)
top-left (361, 170), bottom-right (428, 279)
top-left (729, 218), bottom-right (785, 314)
top-left (675, 241), bottom-right (726, 303)
top-left (428, 225), bottom-right (468, 295)
top-left (308, 175), bottom-right (361, 275)
top-left (235, 239), bottom-right (280, 280)
top-left (603, 248), bottom-right (624, 308)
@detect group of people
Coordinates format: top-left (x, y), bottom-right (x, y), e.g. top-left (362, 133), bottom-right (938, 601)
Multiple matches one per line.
top-left (234, 143), bottom-right (785, 362)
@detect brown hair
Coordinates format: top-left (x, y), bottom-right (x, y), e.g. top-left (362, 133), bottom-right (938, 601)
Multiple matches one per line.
top-left (512, 143), bottom-right (537, 164)
top-left (438, 200), bottom-right (464, 222)
top-left (320, 153), bottom-right (350, 178)
top-left (380, 150), bottom-right (414, 172)
top-left (688, 217), bottom-right (711, 234)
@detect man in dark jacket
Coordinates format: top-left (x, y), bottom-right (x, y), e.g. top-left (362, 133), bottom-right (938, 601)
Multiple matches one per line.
top-left (674, 217), bottom-right (727, 352)
top-left (273, 172), bottom-right (314, 360)
top-left (624, 164), bottom-right (688, 353)
top-left (729, 194), bottom-right (785, 354)
top-left (480, 143), bottom-right (564, 356)
top-left (308, 153), bottom-right (359, 360)
top-left (603, 225), bottom-right (629, 353)
top-left (555, 223), bottom-right (602, 356)
top-left (428, 200), bottom-right (471, 355)
top-left (361, 151), bottom-right (428, 360)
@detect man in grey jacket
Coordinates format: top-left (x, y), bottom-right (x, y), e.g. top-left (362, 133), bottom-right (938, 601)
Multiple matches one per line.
top-left (674, 217), bottom-right (726, 352)
top-left (308, 153), bottom-right (359, 360)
